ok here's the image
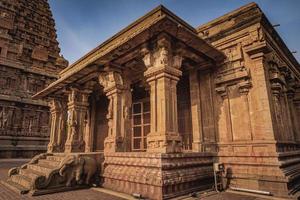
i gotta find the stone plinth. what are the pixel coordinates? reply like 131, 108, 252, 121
218, 142, 300, 198
102, 152, 214, 200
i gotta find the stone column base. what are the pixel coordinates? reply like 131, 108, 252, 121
104, 136, 124, 153
146, 134, 182, 153
102, 152, 215, 199
64, 140, 85, 153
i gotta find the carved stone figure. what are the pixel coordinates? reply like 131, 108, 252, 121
0, 107, 13, 129
59, 155, 97, 187
67, 110, 78, 141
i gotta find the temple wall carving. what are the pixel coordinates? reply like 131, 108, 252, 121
0, 103, 49, 137
102, 152, 214, 200
0, 0, 67, 158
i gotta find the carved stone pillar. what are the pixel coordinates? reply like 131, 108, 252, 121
287, 87, 300, 142
270, 81, 284, 140
57, 99, 67, 151
248, 53, 275, 141
85, 98, 94, 153
64, 88, 91, 153
83, 81, 97, 153
47, 99, 61, 153
294, 87, 300, 144
215, 86, 233, 143
283, 88, 294, 141
99, 70, 131, 153
142, 34, 183, 153
269, 64, 295, 142
189, 69, 203, 152
237, 80, 253, 140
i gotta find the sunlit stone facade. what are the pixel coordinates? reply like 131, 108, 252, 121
5, 3, 300, 199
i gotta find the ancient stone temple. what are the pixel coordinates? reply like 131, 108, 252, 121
4, 2, 300, 200
0, 0, 67, 157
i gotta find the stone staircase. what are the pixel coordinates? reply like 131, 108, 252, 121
2, 153, 67, 195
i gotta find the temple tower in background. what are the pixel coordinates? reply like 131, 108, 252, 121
0, 0, 67, 157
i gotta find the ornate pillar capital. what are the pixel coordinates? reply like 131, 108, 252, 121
98, 70, 128, 95
238, 81, 252, 95
215, 86, 228, 99
48, 98, 61, 113
142, 36, 183, 81
270, 82, 283, 97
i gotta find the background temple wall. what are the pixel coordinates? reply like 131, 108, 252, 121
0, 0, 67, 158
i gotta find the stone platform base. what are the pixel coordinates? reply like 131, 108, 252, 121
102, 152, 215, 200
0, 136, 49, 158
219, 149, 300, 199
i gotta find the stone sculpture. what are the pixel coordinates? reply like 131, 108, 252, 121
59, 155, 97, 187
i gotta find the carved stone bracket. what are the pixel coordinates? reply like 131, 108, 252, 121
215, 86, 228, 99
238, 80, 252, 95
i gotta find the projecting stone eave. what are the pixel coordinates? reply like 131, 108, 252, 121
197, 2, 300, 78
32, 4, 225, 100
196, 2, 259, 34
260, 12, 300, 79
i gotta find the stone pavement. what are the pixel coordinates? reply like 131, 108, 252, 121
0, 159, 270, 200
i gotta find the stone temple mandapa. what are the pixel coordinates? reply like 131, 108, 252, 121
3, 2, 300, 200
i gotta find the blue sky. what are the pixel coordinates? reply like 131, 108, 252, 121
48, 0, 300, 64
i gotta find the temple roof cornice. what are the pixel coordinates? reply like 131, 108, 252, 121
197, 2, 300, 80
32, 5, 224, 99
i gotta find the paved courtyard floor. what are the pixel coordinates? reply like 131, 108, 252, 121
0, 159, 273, 200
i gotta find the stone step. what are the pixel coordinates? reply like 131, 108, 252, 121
19, 168, 45, 180
27, 163, 55, 175
46, 155, 65, 162
38, 159, 61, 168
0, 180, 29, 194
10, 174, 32, 189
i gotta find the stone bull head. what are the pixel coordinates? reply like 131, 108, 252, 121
59, 155, 97, 187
